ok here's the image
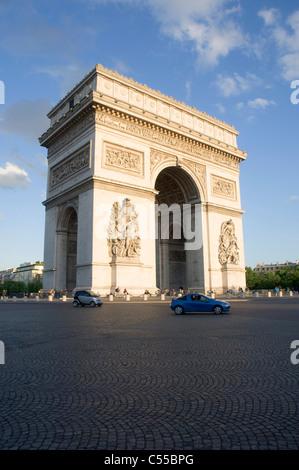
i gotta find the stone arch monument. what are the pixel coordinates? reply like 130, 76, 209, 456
40, 65, 247, 294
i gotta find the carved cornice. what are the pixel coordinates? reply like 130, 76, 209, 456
95, 107, 242, 169
40, 105, 95, 154
47, 64, 238, 135
202, 202, 244, 217
41, 99, 244, 171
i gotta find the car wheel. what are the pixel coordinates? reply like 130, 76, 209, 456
72, 300, 79, 307
174, 305, 184, 315
213, 305, 223, 315
90, 301, 96, 307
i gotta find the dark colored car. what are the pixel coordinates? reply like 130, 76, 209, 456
170, 293, 230, 315
73, 290, 103, 307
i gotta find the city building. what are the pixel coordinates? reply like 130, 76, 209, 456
254, 260, 299, 274
0, 262, 43, 284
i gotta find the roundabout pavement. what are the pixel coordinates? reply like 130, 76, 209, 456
0, 297, 298, 451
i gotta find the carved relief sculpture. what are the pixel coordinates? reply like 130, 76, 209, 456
104, 142, 144, 176
107, 198, 141, 258
50, 145, 90, 188
218, 219, 240, 265
211, 175, 236, 200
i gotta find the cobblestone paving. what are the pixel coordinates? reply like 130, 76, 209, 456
0, 298, 298, 450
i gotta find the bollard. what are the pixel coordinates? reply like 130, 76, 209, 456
241, 292, 246, 299
4, 296, 8, 302
13, 296, 17, 302
48, 295, 53, 302
125, 294, 130, 301
279, 291, 283, 297
289, 291, 293, 297
143, 294, 148, 301
62, 295, 66, 302
226, 292, 231, 299
109, 294, 113, 301
161, 294, 165, 301
211, 293, 216, 299
23, 296, 28, 302
254, 292, 259, 298
35, 295, 39, 301
267, 291, 271, 297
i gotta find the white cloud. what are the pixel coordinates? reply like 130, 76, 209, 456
287, 195, 299, 202
258, 8, 280, 26
259, 9, 299, 80
215, 72, 260, 97
82, 0, 246, 67
216, 103, 225, 113
110, 58, 131, 75
0, 162, 31, 189
279, 53, 299, 81
33, 64, 89, 97
185, 81, 191, 101
147, 0, 246, 66
0, 98, 51, 143
248, 98, 276, 109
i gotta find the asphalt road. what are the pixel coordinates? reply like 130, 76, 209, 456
0, 297, 298, 451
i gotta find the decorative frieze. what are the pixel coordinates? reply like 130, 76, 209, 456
103, 142, 144, 177
211, 175, 236, 200
96, 109, 240, 170
50, 144, 90, 188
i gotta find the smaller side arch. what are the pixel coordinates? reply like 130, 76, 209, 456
57, 201, 78, 231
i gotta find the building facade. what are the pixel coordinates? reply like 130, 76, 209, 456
254, 260, 299, 274
40, 65, 247, 295
0, 262, 43, 284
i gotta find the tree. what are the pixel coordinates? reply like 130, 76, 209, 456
3, 280, 27, 294
27, 281, 43, 293
245, 267, 261, 290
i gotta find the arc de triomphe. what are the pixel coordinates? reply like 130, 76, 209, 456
40, 65, 247, 295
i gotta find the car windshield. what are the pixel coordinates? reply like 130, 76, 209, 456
88, 291, 98, 297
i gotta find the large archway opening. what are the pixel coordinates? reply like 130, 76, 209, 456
56, 206, 78, 292
155, 166, 204, 293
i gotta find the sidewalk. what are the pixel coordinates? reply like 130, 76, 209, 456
1, 292, 298, 303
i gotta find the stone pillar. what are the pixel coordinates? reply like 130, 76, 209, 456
55, 230, 68, 292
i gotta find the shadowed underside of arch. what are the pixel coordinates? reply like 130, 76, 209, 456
154, 166, 204, 292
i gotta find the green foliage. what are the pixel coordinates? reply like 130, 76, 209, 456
27, 281, 43, 293
1, 280, 43, 295
246, 266, 299, 291
1, 280, 27, 294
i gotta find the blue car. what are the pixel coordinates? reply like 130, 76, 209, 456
170, 293, 230, 315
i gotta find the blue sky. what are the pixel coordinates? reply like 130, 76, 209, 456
0, 0, 298, 270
